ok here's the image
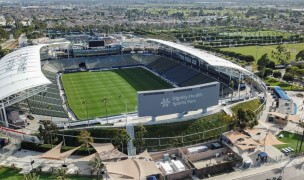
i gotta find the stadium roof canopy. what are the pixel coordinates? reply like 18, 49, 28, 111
147, 39, 252, 77
0, 44, 51, 107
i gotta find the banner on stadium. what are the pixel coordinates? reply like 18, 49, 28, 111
138, 82, 220, 117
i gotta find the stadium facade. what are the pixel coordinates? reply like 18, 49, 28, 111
0, 38, 264, 127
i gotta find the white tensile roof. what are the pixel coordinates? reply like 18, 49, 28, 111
148, 39, 251, 74
0, 45, 51, 100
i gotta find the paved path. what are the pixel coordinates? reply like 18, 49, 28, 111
207, 156, 304, 180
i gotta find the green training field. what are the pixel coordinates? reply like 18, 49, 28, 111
220, 43, 304, 64
62, 67, 173, 120
274, 131, 304, 154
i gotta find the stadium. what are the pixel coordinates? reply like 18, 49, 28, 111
0, 38, 263, 127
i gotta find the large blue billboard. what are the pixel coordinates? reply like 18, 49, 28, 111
137, 82, 220, 117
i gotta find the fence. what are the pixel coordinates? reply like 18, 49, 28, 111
53, 124, 230, 152
143, 125, 229, 151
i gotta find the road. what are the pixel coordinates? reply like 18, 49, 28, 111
239, 163, 304, 180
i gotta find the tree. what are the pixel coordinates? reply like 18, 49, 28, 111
273, 71, 282, 78
266, 61, 276, 69
88, 157, 105, 180
236, 108, 257, 130
257, 53, 270, 71
0, 27, 10, 40
77, 130, 93, 153
288, 66, 299, 90
276, 44, 285, 54
296, 50, 304, 61
236, 108, 247, 130
55, 167, 68, 180
23, 172, 40, 180
264, 68, 273, 77
38, 120, 58, 146
133, 123, 147, 152
283, 72, 294, 82
272, 44, 291, 65
246, 110, 258, 129
112, 129, 130, 153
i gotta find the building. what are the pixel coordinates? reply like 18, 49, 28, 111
272, 86, 294, 114
150, 141, 242, 179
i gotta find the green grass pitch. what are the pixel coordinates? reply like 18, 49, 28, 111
220, 42, 304, 64
61, 67, 173, 120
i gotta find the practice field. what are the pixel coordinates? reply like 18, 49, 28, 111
220, 43, 304, 64
274, 131, 304, 154
62, 67, 173, 120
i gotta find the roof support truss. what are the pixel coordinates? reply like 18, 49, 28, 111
1, 85, 48, 108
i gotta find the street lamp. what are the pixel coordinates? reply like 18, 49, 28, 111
118, 95, 128, 124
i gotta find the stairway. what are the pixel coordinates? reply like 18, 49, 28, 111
126, 124, 136, 156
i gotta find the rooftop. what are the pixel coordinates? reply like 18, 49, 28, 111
0, 45, 51, 101
274, 86, 289, 100
148, 39, 252, 75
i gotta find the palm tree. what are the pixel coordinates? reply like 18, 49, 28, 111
23, 172, 40, 180
289, 66, 299, 90
88, 157, 105, 180
55, 166, 68, 180
102, 97, 109, 124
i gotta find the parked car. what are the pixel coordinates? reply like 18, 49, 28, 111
27, 115, 35, 120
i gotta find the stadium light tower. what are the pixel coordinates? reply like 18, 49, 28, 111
119, 95, 128, 124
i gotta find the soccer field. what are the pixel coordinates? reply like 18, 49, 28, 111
61, 67, 173, 120
220, 43, 304, 64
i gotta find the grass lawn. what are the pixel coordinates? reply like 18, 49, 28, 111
231, 99, 263, 114
62, 67, 172, 120
263, 77, 304, 91
139, 111, 228, 149
274, 131, 304, 154
0, 167, 98, 180
220, 43, 304, 64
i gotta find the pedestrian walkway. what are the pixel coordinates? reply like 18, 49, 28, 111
223, 107, 233, 116
208, 156, 304, 180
